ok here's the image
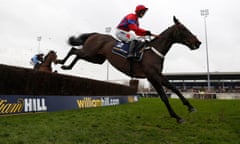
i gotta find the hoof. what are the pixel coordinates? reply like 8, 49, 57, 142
61, 65, 70, 70
189, 107, 197, 113
177, 118, 185, 124
56, 60, 64, 64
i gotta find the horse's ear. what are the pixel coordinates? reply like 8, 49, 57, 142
173, 16, 180, 24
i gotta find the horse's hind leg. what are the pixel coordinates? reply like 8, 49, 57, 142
61, 46, 106, 70
61, 56, 80, 70
60, 47, 88, 69
61, 54, 106, 70
57, 47, 78, 65
161, 75, 196, 112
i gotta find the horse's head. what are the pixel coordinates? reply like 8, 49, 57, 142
172, 16, 201, 50
44, 50, 57, 64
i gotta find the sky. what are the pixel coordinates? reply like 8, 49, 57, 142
0, 0, 239, 84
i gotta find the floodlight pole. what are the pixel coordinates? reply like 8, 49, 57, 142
37, 36, 42, 53
105, 27, 112, 80
200, 9, 211, 92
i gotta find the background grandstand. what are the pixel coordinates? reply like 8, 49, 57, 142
138, 72, 240, 99
165, 72, 240, 93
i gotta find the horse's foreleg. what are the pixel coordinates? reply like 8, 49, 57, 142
57, 47, 78, 64
161, 75, 196, 112
61, 56, 80, 70
147, 76, 184, 123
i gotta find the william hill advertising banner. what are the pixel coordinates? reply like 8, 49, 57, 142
0, 95, 138, 115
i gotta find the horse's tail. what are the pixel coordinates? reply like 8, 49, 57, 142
68, 33, 97, 46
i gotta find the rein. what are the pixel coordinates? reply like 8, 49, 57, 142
145, 46, 165, 59
143, 35, 165, 59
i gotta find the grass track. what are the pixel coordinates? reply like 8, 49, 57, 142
0, 98, 239, 144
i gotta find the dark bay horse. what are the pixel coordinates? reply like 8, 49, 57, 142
35, 50, 57, 73
57, 17, 201, 123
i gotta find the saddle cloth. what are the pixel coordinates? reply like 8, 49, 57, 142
112, 41, 143, 61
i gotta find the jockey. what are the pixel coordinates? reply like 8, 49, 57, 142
31, 53, 44, 68
116, 5, 157, 58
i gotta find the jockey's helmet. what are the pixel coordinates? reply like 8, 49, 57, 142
135, 5, 148, 13
38, 53, 44, 57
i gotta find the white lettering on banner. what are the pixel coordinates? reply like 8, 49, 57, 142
32, 98, 36, 111
101, 97, 120, 106
24, 98, 32, 112
134, 96, 138, 102
24, 98, 47, 112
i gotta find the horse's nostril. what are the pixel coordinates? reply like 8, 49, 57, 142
198, 41, 202, 47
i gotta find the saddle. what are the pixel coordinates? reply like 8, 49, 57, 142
112, 40, 145, 61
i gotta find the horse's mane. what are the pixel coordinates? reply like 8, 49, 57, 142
150, 24, 176, 43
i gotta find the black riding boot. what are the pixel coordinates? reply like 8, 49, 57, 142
127, 40, 137, 58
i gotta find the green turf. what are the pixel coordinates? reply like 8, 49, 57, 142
0, 98, 239, 144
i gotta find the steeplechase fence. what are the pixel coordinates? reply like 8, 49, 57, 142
0, 64, 139, 115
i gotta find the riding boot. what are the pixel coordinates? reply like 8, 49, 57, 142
135, 41, 145, 54
127, 40, 137, 58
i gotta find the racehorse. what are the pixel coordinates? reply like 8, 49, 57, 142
35, 50, 57, 73
57, 16, 201, 123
